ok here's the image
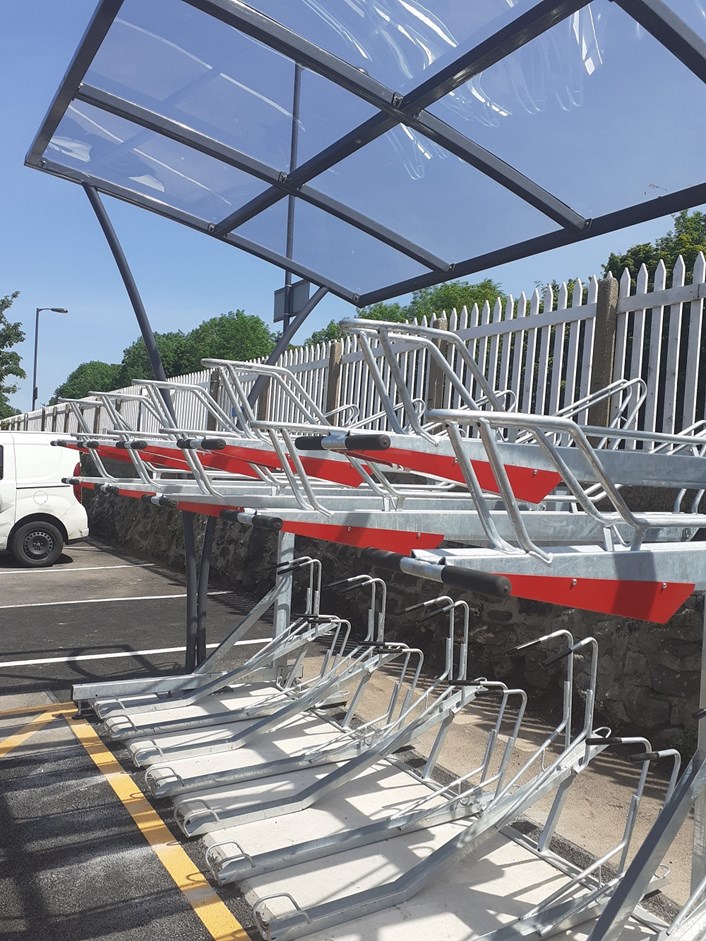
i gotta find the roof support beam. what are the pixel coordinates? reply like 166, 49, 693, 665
76, 85, 448, 272
214, 0, 588, 236
183, 0, 399, 111
357, 181, 706, 307
614, 0, 706, 85
26, 0, 125, 166
37, 157, 357, 302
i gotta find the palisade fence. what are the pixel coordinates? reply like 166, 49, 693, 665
3, 254, 706, 446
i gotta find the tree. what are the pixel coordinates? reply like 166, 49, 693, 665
0, 292, 25, 419
183, 310, 275, 370
304, 281, 504, 345
117, 330, 190, 387
50, 360, 121, 404
117, 311, 275, 386
603, 210, 706, 282
404, 279, 503, 321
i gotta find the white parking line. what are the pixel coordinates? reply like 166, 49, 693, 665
0, 563, 157, 575
0, 639, 268, 668
0, 591, 232, 610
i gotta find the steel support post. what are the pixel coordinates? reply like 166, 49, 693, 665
693, 593, 706, 892
183, 511, 199, 673
273, 530, 296, 682
196, 515, 218, 665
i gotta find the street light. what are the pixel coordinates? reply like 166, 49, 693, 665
32, 306, 68, 411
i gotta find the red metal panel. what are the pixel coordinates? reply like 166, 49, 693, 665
280, 520, 443, 552
502, 573, 694, 624
348, 447, 560, 503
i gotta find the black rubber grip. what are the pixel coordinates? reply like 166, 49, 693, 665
275, 558, 311, 571
176, 437, 226, 450
51, 439, 68, 447
418, 607, 447, 624
362, 550, 511, 599
344, 433, 391, 451
586, 736, 626, 746
628, 750, 662, 763
543, 646, 574, 667
363, 549, 412, 571
291, 613, 338, 622
251, 515, 283, 531
294, 435, 325, 451
222, 511, 282, 531
694, 708, 706, 721
439, 565, 512, 599
508, 638, 544, 657
115, 439, 148, 450
157, 496, 177, 508
84, 440, 102, 449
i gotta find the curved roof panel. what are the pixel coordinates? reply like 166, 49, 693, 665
28, 0, 706, 305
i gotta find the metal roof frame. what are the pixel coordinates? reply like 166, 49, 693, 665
27, 0, 706, 306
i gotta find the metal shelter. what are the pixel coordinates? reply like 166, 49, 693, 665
24, 2, 706, 938
28, 0, 706, 309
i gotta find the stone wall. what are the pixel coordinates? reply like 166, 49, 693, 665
85, 488, 704, 754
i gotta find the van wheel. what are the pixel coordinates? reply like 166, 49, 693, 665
11, 522, 64, 567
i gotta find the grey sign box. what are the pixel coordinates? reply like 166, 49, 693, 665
274, 280, 311, 323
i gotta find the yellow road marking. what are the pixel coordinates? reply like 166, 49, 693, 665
67, 716, 249, 941
0, 709, 66, 758
0, 701, 75, 717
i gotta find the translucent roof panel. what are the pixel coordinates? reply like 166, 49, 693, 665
48, 102, 268, 222
27, 0, 706, 305
236, 197, 433, 296
252, 0, 544, 92
85, 0, 377, 172
428, 1, 706, 219
309, 126, 560, 263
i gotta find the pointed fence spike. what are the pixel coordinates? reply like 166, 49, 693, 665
693, 251, 706, 283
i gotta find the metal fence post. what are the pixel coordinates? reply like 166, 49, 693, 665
207, 369, 221, 431
588, 277, 619, 427
325, 340, 343, 416
256, 375, 271, 421
428, 315, 449, 410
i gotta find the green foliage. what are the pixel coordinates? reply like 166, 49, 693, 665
116, 310, 275, 386
356, 301, 408, 323
184, 310, 275, 369
306, 320, 344, 346
603, 210, 706, 283
0, 292, 25, 419
404, 280, 503, 321
117, 330, 190, 387
50, 360, 121, 404
304, 281, 504, 345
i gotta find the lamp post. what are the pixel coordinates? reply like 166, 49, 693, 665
32, 307, 68, 411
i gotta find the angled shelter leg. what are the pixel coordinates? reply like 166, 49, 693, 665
84, 183, 199, 672
693, 593, 706, 891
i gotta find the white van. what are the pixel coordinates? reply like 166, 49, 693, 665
0, 431, 89, 567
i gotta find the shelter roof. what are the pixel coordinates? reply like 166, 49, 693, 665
28, 0, 706, 305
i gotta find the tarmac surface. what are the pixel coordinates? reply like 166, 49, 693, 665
0, 539, 695, 940
0, 540, 268, 940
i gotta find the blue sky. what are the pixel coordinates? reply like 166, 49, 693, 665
1, 0, 697, 412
